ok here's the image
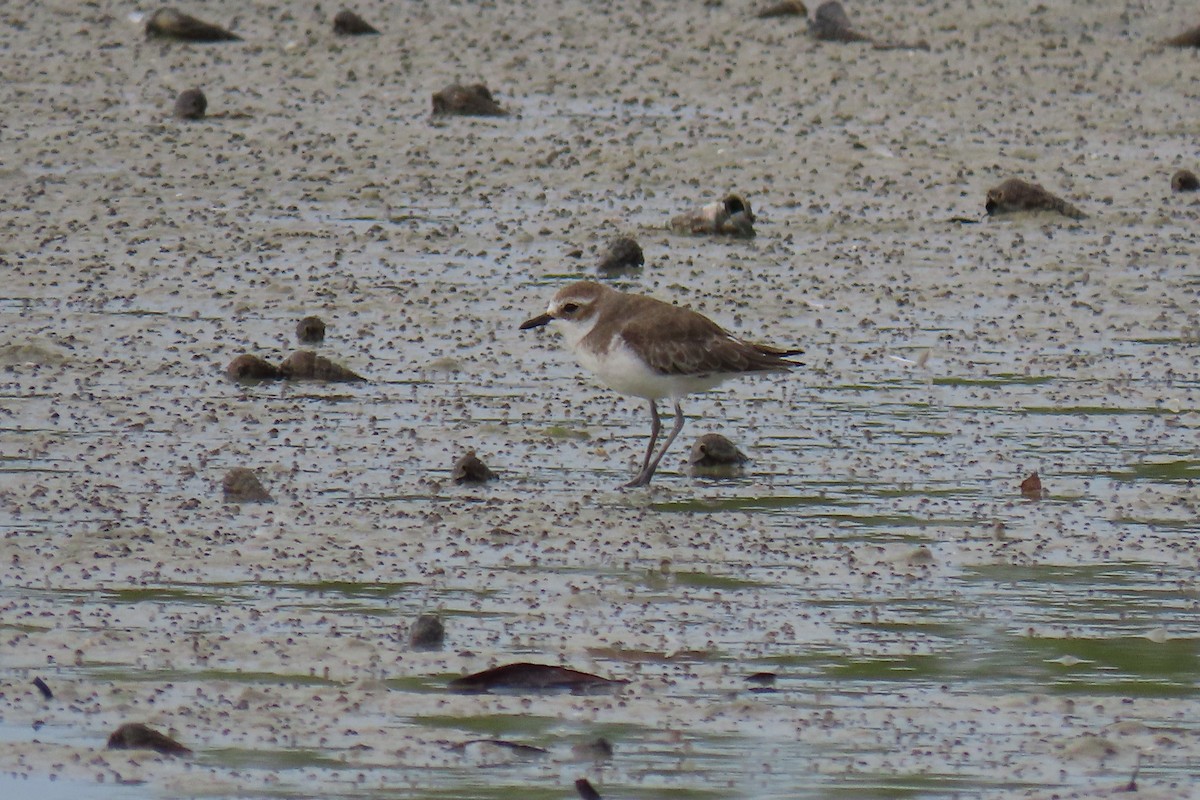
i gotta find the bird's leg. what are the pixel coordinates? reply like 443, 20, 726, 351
626, 400, 685, 488
623, 401, 661, 488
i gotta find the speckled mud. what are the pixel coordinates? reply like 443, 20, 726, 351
1, 1, 1198, 799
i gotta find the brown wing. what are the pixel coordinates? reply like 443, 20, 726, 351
614, 297, 801, 377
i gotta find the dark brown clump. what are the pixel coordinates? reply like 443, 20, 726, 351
173, 88, 207, 120
1164, 24, 1200, 48
333, 9, 380, 35
688, 433, 749, 469
432, 83, 508, 117
596, 236, 645, 275
106, 723, 191, 755
449, 663, 628, 693
223, 467, 272, 503
809, 1, 872, 42
280, 350, 366, 382
409, 614, 445, 650
1171, 169, 1199, 192
296, 316, 326, 343
575, 778, 603, 800
33, 677, 52, 699
145, 8, 240, 42
452, 451, 496, 484
985, 178, 1087, 220
1020, 471, 1045, 501
756, 0, 807, 18
225, 354, 282, 381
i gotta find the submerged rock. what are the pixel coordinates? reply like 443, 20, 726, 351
756, 0, 808, 19
575, 778, 603, 800
669, 193, 755, 237
1163, 24, 1200, 48
985, 178, 1087, 219
280, 350, 366, 382
809, 1, 871, 42
222, 467, 272, 503
1020, 471, 1045, 500
1171, 169, 1199, 192
449, 662, 628, 693
145, 8, 240, 42
688, 433, 748, 471
225, 354, 283, 381
452, 451, 496, 484
296, 315, 326, 344
409, 614, 445, 650
596, 236, 645, 276
333, 9, 380, 35
173, 88, 207, 120
449, 739, 547, 757
431, 83, 507, 117
106, 723, 191, 755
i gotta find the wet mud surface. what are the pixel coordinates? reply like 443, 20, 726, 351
1, 1, 1199, 798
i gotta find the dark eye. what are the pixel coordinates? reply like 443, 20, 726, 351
561, 303, 579, 315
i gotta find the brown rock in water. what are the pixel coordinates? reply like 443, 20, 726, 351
431, 83, 508, 117
756, 0, 807, 19
223, 467, 272, 503
409, 614, 445, 650
1163, 24, 1200, 48
225, 354, 283, 381
596, 236, 645, 276
452, 451, 496, 484
280, 350, 366, 382
575, 778, 603, 800
1020, 471, 1045, 501
449, 662, 628, 693
145, 8, 240, 42
985, 178, 1087, 220
106, 723, 191, 755
669, 193, 755, 237
689, 433, 748, 468
296, 315, 326, 343
333, 9, 380, 35
809, 1, 872, 42
1171, 169, 1199, 193
173, 88, 207, 120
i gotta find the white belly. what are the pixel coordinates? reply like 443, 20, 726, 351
571, 338, 727, 401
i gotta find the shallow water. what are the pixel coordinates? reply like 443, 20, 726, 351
2, 0, 1200, 798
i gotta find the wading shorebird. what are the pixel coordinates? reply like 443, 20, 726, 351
520, 281, 801, 488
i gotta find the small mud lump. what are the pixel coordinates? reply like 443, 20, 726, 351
432, 83, 507, 117
985, 178, 1087, 219
1171, 169, 1199, 192
280, 350, 366, 382
173, 88, 207, 120
106, 723, 191, 755
222, 467, 272, 503
296, 316, 326, 344
145, 8, 240, 42
409, 614, 446, 650
225, 354, 282, 381
333, 9, 380, 35
452, 451, 496, 484
596, 236, 645, 275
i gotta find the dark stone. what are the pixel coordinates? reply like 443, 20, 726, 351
280, 350, 366, 382
106, 723, 191, 755
296, 316, 326, 343
596, 236, 645, 275
432, 83, 507, 117
333, 9, 380, 35
409, 614, 445, 650
449, 662, 628, 693
222, 467, 272, 503
1171, 169, 1199, 192
452, 451, 496, 484
225, 354, 283, 382
985, 178, 1087, 219
173, 88, 207, 120
145, 8, 240, 42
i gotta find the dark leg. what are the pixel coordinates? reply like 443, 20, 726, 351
625, 400, 684, 488
623, 401, 661, 488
